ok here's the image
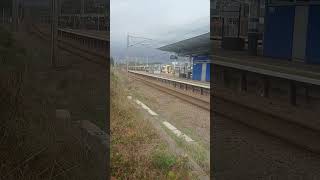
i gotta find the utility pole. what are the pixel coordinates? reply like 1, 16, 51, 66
147, 56, 149, 72
51, 0, 58, 68
135, 57, 137, 71
126, 33, 129, 72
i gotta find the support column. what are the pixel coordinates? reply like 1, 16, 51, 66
248, 0, 260, 56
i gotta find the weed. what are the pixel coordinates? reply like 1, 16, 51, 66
151, 150, 177, 170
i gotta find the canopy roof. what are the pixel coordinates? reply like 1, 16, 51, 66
158, 33, 211, 56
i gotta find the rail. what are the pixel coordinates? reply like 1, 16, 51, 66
128, 70, 210, 95
29, 23, 108, 65
129, 71, 210, 111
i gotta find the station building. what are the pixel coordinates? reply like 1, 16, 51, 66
263, 0, 320, 64
159, 33, 212, 82
211, 0, 320, 64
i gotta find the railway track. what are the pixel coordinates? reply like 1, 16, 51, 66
130, 70, 320, 154
129, 72, 210, 111
212, 86, 320, 154
27, 23, 108, 66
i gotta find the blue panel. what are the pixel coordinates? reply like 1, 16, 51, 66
206, 63, 210, 82
193, 55, 210, 63
263, 6, 295, 59
192, 63, 202, 81
306, 5, 320, 64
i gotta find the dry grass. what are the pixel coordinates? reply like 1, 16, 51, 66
110, 69, 191, 179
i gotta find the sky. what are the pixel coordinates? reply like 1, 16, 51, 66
111, 0, 210, 62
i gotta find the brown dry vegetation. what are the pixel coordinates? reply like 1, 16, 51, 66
110, 69, 192, 179
0, 26, 106, 179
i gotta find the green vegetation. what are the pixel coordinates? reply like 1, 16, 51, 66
160, 123, 210, 174
151, 149, 177, 170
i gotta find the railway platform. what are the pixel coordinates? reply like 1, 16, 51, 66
212, 47, 320, 86
128, 70, 210, 89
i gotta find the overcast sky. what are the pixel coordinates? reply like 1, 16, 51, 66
111, 0, 210, 61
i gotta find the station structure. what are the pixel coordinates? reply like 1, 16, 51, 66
158, 0, 320, 107
159, 33, 212, 82
207, 1, 320, 178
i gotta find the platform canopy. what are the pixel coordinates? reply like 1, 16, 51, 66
158, 33, 212, 57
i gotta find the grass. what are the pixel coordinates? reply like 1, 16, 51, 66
111, 69, 191, 179
160, 122, 210, 175
151, 149, 177, 170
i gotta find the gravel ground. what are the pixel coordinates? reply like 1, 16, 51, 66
127, 76, 210, 149
213, 114, 320, 180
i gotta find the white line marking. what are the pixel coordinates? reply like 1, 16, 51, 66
128, 96, 194, 143
163, 121, 194, 142
135, 99, 158, 116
